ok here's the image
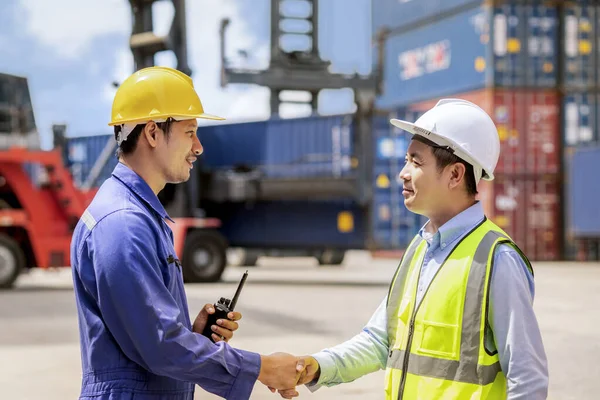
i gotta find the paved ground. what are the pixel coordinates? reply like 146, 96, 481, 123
0, 251, 598, 399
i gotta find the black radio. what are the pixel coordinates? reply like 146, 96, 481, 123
202, 270, 249, 343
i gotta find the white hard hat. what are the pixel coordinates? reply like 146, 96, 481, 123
390, 99, 500, 183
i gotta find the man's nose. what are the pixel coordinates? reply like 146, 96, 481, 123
192, 136, 203, 156
398, 167, 410, 182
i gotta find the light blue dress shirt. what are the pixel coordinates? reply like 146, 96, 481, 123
309, 202, 549, 399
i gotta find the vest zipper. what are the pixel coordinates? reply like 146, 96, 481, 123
398, 308, 418, 398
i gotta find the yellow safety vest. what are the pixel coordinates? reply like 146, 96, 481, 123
384, 218, 532, 400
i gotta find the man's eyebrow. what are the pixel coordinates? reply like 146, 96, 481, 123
407, 151, 422, 160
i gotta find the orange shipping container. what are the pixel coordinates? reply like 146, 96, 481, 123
410, 88, 561, 175
477, 175, 561, 261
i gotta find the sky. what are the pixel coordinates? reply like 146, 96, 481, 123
0, 0, 372, 149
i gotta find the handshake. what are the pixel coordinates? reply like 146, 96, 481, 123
258, 353, 320, 399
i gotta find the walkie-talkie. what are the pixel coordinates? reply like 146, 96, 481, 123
202, 270, 249, 343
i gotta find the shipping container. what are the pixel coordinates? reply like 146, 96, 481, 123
563, 91, 599, 147
371, 0, 481, 36
198, 115, 355, 179
409, 88, 561, 175
197, 120, 268, 169
263, 115, 354, 178
562, 2, 597, 89
562, 91, 600, 259
65, 134, 117, 187
478, 173, 561, 261
375, 3, 558, 108
566, 145, 600, 238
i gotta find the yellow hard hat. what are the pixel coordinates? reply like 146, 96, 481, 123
108, 66, 224, 126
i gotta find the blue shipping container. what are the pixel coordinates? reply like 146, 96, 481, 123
371, 0, 481, 36
375, 3, 558, 108
563, 92, 600, 147
562, 2, 596, 89
197, 120, 268, 168
263, 115, 353, 178
568, 146, 600, 237
199, 115, 355, 179
65, 134, 117, 187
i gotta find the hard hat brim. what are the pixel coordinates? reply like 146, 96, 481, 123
390, 118, 452, 149
108, 113, 226, 126
197, 113, 226, 121
389, 118, 494, 181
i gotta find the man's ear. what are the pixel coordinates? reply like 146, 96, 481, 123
142, 122, 159, 148
448, 162, 466, 190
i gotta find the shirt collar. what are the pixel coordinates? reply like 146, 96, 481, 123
112, 162, 174, 223
418, 201, 485, 251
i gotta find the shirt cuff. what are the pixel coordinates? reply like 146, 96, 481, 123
226, 349, 261, 400
305, 350, 337, 391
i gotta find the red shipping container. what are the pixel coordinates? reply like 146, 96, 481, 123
409, 88, 561, 175
477, 174, 561, 261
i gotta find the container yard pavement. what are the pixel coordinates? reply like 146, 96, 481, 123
1, 251, 599, 400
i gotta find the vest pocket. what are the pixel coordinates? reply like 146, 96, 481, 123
416, 320, 459, 359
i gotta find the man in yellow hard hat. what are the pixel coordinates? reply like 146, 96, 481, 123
273, 99, 549, 399
70, 66, 304, 400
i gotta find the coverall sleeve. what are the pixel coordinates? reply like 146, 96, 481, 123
307, 296, 389, 390
489, 244, 549, 400
86, 209, 260, 399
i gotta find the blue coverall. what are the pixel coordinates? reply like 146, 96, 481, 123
70, 162, 261, 399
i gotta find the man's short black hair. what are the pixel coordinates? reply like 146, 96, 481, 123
412, 135, 478, 196
114, 119, 174, 158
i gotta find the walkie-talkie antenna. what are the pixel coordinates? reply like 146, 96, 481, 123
229, 270, 248, 311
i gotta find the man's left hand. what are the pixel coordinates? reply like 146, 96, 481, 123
192, 303, 242, 343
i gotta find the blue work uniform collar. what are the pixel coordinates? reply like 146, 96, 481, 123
418, 201, 485, 251
112, 162, 175, 223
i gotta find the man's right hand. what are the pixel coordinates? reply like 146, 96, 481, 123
258, 352, 305, 393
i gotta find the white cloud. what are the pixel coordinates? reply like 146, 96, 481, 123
21, 0, 312, 137
20, 0, 130, 59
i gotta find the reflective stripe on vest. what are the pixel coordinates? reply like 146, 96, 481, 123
384, 219, 530, 399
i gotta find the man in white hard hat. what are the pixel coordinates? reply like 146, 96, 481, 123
271, 99, 549, 399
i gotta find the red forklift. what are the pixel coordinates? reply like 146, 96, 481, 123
0, 144, 230, 289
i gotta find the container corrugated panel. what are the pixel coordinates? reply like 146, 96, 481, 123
409, 88, 561, 175
562, 2, 596, 89
263, 115, 354, 178
478, 173, 561, 261
197, 121, 268, 168
198, 115, 355, 179
217, 200, 366, 248
65, 134, 117, 187
375, 4, 558, 109
371, 114, 427, 250
567, 146, 600, 237
371, 0, 481, 36
563, 91, 599, 147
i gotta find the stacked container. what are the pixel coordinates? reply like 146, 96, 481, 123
561, 0, 600, 260
373, 0, 562, 260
